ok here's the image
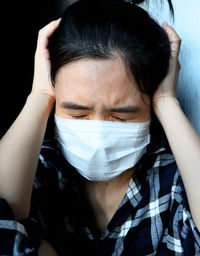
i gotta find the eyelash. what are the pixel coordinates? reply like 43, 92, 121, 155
72, 115, 127, 122
72, 115, 87, 119
116, 117, 127, 122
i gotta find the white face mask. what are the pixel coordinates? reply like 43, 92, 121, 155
54, 115, 150, 181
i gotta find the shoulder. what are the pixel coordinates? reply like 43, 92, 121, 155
141, 148, 185, 200
149, 151, 200, 252
34, 139, 72, 190
39, 139, 65, 168
142, 148, 178, 182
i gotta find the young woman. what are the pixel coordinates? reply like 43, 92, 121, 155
0, 0, 199, 255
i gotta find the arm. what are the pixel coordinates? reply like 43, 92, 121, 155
38, 240, 58, 256
153, 23, 200, 232
0, 20, 60, 220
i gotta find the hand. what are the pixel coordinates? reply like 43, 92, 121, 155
152, 22, 181, 108
31, 19, 61, 101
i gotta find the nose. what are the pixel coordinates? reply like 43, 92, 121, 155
90, 111, 108, 121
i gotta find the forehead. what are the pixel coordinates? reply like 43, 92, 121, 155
56, 57, 133, 83
55, 58, 149, 107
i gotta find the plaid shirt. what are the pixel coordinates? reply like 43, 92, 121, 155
0, 139, 199, 255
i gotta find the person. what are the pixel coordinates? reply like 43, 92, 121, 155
0, 0, 199, 255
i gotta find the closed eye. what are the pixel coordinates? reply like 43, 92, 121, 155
114, 117, 127, 122
72, 115, 87, 119
71, 115, 127, 122
73, 116, 127, 121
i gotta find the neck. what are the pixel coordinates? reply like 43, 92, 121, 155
80, 167, 136, 235
82, 166, 136, 203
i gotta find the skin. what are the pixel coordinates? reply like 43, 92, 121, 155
55, 58, 151, 122
54, 57, 151, 234
0, 20, 199, 255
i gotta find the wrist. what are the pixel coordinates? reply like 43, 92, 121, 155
27, 91, 55, 117
153, 97, 181, 120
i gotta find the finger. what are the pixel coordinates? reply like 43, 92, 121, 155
37, 19, 61, 51
162, 22, 181, 58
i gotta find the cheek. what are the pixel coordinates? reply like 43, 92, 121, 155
145, 107, 151, 120
141, 95, 151, 121
135, 107, 151, 122
54, 101, 63, 117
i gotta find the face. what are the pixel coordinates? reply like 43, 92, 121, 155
55, 57, 151, 122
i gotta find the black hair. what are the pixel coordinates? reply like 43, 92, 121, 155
49, 0, 172, 151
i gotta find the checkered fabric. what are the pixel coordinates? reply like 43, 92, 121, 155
0, 139, 199, 255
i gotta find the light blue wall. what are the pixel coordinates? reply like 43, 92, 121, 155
140, 0, 200, 134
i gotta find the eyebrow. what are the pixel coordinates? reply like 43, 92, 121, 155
61, 102, 141, 113
109, 106, 141, 113
61, 102, 93, 110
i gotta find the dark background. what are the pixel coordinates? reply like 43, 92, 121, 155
0, 0, 58, 139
